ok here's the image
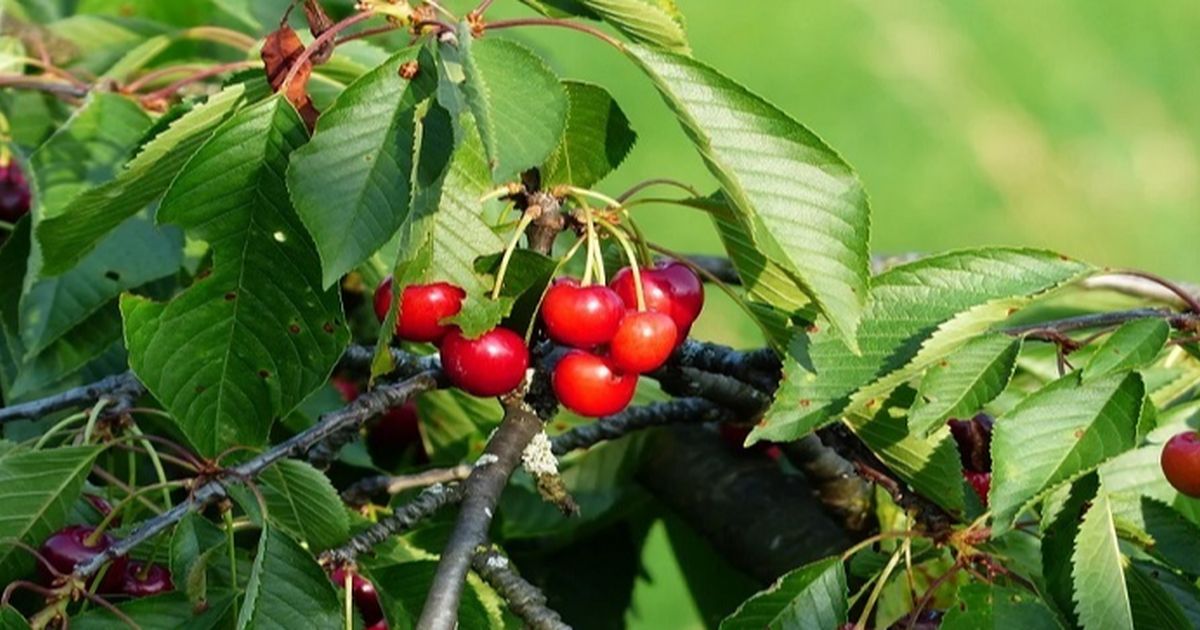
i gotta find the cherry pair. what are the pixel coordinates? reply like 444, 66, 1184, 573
38, 525, 172, 597
374, 279, 530, 398
1162, 431, 1200, 498
948, 413, 994, 505
331, 567, 388, 629
332, 377, 427, 466
541, 279, 676, 374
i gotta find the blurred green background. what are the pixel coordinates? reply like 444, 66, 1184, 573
483, 0, 1200, 350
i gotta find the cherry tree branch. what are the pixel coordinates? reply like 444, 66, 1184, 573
471, 548, 571, 630
550, 398, 736, 455
416, 401, 545, 630
323, 482, 465, 564
0, 372, 143, 423
71, 371, 440, 578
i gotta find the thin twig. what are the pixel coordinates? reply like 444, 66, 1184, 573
0, 74, 88, 98
0, 372, 143, 424
324, 483, 465, 564
484, 18, 624, 50
281, 11, 374, 92
471, 547, 571, 630
341, 465, 473, 506
550, 398, 735, 455
139, 60, 261, 105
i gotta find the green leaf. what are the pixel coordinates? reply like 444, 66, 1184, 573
719, 557, 847, 630
37, 82, 252, 275
170, 512, 226, 607
9, 303, 123, 398
237, 528, 342, 630
458, 31, 568, 183
99, 34, 169, 81
578, 0, 690, 52
1083, 319, 1170, 381
751, 248, 1091, 444
1137, 558, 1200, 628
990, 371, 1144, 532
1126, 561, 1193, 630
941, 583, 1064, 630
1112, 497, 1200, 576
1042, 474, 1099, 628
287, 47, 441, 287
541, 81, 636, 188
849, 386, 966, 514
258, 459, 350, 551
122, 96, 349, 456
0, 605, 30, 630
628, 45, 871, 349
908, 334, 1022, 436
0, 446, 101, 584
363, 560, 495, 630
1072, 494, 1133, 630
71, 591, 235, 630
1099, 445, 1200, 527
418, 389, 503, 464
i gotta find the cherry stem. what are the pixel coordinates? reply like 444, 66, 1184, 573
124, 64, 211, 93
598, 220, 647, 311
180, 26, 258, 51
616, 178, 700, 203
32, 410, 89, 449
1111, 269, 1200, 315
87, 480, 186, 546
0, 538, 65, 580
336, 24, 402, 45
484, 18, 624, 50
281, 11, 375, 93
581, 207, 598, 287
472, 0, 496, 18
140, 60, 262, 105
855, 546, 904, 630
81, 398, 111, 444
838, 530, 917, 562
492, 210, 539, 300
343, 567, 354, 630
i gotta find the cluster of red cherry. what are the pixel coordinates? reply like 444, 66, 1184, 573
948, 413, 993, 505
544, 261, 703, 417
373, 260, 703, 418
37, 497, 172, 598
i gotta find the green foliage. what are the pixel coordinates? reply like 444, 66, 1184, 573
1071, 495, 1134, 629
237, 527, 342, 629
255, 459, 351, 551
719, 557, 847, 630
907, 334, 1022, 436
1083, 319, 1171, 381
541, 81, 637, 189
123, 96, 348, 456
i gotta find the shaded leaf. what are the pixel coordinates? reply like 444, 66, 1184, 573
941, 582, 1064, 630
237, 528, 342, 629
542, 81, 636, 188
37, 82, 253, 275
0, 446, 101, 584
170, 512, 225, 607
72, 591, 235, 630
1072, 494, 1133, 630
123, 96, 348, 456
1125, 556, 1191, 629
991, 372, 1144, 532
1042, 474, 1099, 628
258, 459, 349, 551
719, 557, 847, 630
1112, 497, 1200, 576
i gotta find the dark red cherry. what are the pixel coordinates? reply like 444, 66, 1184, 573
964, 471, 991, 506
1162, 431, 1200, 498
374, 278, 465, 343
439, 327, 529, 397
121, 561, 173, 597
610, 261, 704, 340
609, 311, 676, 373
83, 494, 119, 527
331, 376, 360, 403
367, 400, 428, 467
540, 278, 625, 348
0, 161, 31, 223
331, 567, 384, 625
38, 526, 127, 592
948, 413, 994, 473
718, 424, 782, 460
366, 620, 390, 630
552, 350, 637, 417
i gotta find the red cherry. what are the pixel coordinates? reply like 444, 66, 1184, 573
552, 350, 637, 417
122, 561, 173, 597
540, 278, 625, 348
0, 161, 31, 223
610, 261, 704, 340
1162, 431, 1200, 498
439, 327, 529, 397
718, 424, 782, 460
367, 400, 428, 466
964, 471, 991, 506
374, 278, 465, 343
367, 621, 390, 630
331, 567, 384, 625
610, 311, 677, 373
38, 526, 127, 593
331, 376, 360, 403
